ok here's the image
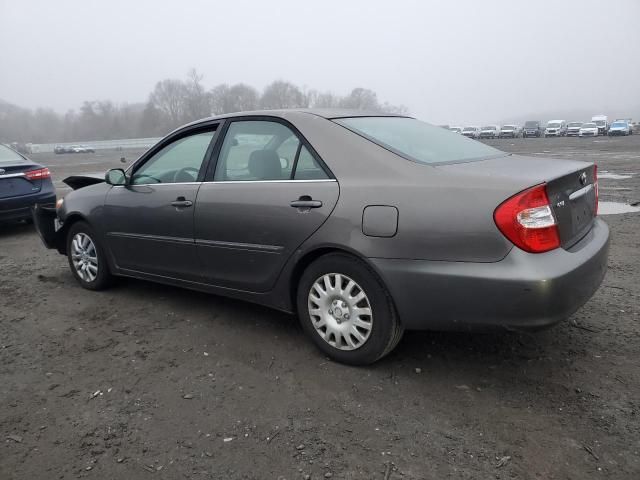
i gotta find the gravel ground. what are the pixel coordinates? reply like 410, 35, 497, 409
1, 135, 639, 479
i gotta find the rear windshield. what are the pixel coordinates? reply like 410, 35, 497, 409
334, 117, 504, 165
0, 144, 27, 164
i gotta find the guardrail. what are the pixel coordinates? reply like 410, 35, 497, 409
29, 137, 162, 153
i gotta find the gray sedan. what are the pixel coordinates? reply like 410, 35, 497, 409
34, 109, 609, 365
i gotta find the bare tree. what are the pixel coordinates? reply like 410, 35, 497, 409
149, 79, 187, 128
340, 88, 380, 111
0, 79, 407, 143
183, 69, 211, 121
260, 80, 306, 109
310, 91, 342, 108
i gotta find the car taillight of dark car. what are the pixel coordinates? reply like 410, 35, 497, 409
24, 168, 51, 180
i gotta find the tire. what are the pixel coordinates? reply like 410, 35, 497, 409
296, 253, 404, 365
66, 221, 113, 290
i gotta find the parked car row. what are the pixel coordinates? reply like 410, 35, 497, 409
54, 145, 95, 154
459, 125, 523, 139
452, 117, 634, 139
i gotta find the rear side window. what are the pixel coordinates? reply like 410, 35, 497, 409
214, 120, 330, 181
334, 117, 503, 165
294, 146, 329, 180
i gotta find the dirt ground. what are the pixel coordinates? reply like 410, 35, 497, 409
1, 135, 639, 479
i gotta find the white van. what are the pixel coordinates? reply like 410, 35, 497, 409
544, 120, 567, 137
591, 115, 608, 135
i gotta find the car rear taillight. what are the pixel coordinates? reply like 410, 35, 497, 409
24, 167, 51, 180
494, 184, 560, 254
594, 164, 599, 216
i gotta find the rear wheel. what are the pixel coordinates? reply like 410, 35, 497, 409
297, 253, 403, 365
66, 221, 113, 290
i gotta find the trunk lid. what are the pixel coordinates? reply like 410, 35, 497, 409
436, 154, 597, 249
0, 162, 43, 199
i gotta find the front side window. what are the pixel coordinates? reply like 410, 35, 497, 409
335, 117, 503, 165
214, 120, 328, 181
131, 131, 215, 185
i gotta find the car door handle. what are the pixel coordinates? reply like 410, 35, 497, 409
290, 199, 322, 209
171, 197, 193, 208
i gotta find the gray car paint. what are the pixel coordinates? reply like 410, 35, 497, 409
51, 109, 609, 331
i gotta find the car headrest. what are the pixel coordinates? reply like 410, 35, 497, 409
248, 150, 282, 180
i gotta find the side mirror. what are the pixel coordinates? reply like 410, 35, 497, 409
105, 168, 127, 186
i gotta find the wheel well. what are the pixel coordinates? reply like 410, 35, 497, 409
56, 213, 86, 254
288, 247, 385, 313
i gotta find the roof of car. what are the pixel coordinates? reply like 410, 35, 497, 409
181, 108, 408, 130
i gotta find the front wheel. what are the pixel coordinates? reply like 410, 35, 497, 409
297, 253, 403, 365
66, 221, 113, 290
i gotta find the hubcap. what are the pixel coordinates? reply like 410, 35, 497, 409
71, 233, 98, 282
308, 273, 373, 351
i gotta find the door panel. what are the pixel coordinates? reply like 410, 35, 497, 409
194, 181, 339, 292
103, 129, 217, 279
104, 184, 201, 280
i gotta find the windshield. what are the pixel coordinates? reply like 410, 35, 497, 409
568, 122, 582, 127
524, 121, 539, 127
582, 123, 596, 128
502, 125, 515, 130
611, 122, 626, 128
334, 117, 504, 165
547, 123, 561, 128
594, 120, 606, 126
0, 144, 27, 164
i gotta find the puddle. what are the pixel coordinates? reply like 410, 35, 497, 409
598, 201, 640, 215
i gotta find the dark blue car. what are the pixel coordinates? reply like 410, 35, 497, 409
0, 144, 56, 223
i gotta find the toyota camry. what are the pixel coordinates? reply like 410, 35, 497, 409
33, 109, 609, 365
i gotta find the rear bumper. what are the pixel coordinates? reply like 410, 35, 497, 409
370, 218, 609, 331
0, 189, 56, 221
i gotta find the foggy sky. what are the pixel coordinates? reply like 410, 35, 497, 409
2, 0, 639, 124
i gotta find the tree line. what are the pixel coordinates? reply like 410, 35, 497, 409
0, 69, 407, 144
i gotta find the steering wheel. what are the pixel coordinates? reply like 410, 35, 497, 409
132, 173, 162, 184
173, 166, 200, 183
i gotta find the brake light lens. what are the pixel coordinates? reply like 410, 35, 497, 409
24, 167, 51, 180
494, 184, 560, 253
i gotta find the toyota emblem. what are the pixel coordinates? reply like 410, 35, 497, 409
579, 172, 587, 185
